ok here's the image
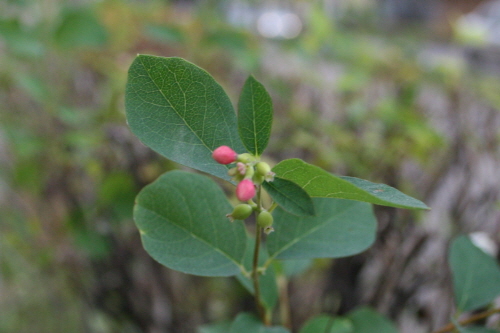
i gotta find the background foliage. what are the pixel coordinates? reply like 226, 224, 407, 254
1, 0, 500, 332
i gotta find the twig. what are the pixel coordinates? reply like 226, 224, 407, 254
432, 307, 500, 333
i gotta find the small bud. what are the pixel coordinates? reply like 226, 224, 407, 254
255, 162, 271, 176
213, 146, 237, 164
257, 211, 273, 228
237, 162, 247, 175
237, 153, 255, 164
226, 204, 253, 222
236, 179, 256, 201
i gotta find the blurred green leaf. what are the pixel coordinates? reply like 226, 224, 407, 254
54, 7, 108, 49
348, 307, 399, 333
449, 235, 500, 312
0, 18, 44, 58
299, 315, 353, 333
145, 24, 185, 44
267, 198, 376, 260
229, 313, 290, 333
263, 177, 315, 216
237, 75, 273, 156
134, 170, 247, 276
276, 258, 313, 277
273, 159, 429, 210
125, 55, 245, 182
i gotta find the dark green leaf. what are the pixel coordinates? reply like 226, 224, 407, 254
263, 177, 315, 216
267, 198, 376, 260
229, 313, 290, 333
348, 308, 399, 333
237, 75, 273, 156
126, 55, 245, 181
134, 171, 247, 276
273, 159, 429, 210
449, 235, 500, 312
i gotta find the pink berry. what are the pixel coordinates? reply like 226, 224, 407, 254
212, 146, 237, 164
236, 179, 255, 201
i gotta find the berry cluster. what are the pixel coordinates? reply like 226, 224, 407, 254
212, 145, 275, 234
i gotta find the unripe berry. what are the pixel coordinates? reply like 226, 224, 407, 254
212, 146, 237, 164
257, 211, 273, 228
226, 204, 253, 222
255, 162, 271, 176
237, 153, 255, 164
236, 179, 255, 201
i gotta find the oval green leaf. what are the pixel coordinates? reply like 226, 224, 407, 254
237, 75, 273, 156
266, 198, 376, 260
273, 159, 429, 210
263, 177, 315, 216
134, 170, 247, 276
126, 55, 245, 182
449, 235, 500, 312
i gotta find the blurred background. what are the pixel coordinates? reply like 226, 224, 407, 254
1, 0, 500, 332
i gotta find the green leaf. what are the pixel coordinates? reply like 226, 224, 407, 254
125, 55, 245, 181
236, 236, 279, 311
263, 177, 315, 216
134, 170, 247, 276
348, 308, 399, 333
54, 7, 108, 49
273, 159, 429, 210
237, 75, 273, 156
299, 315, 353, 333
229, 313, 290, 333
266, 198, 376, 260
449, 235, 500, 312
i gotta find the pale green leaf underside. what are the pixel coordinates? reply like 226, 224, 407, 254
273, 159, 429, 210
134, 171, 247, 277
299, 315, 353, 333
125, 55, 245, 181
263, 177, 315, 216
267, 198, 376, 260
238, 75, 273, 156
449, 235, 500, 312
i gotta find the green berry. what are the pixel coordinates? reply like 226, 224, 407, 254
229, 204, 253, 221
257, 211, 273, 228
255, 162, 271, 176
237, 153, 255, 164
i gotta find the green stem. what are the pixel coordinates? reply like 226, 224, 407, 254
252, 185, 270, 325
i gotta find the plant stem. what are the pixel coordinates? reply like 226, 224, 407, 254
431, 307, 500, 333
252, 225, 268, 324
277, 273, 292, 328
252, 185, 270, 325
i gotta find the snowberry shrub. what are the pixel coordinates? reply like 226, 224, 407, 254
125, 55, 500, 332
